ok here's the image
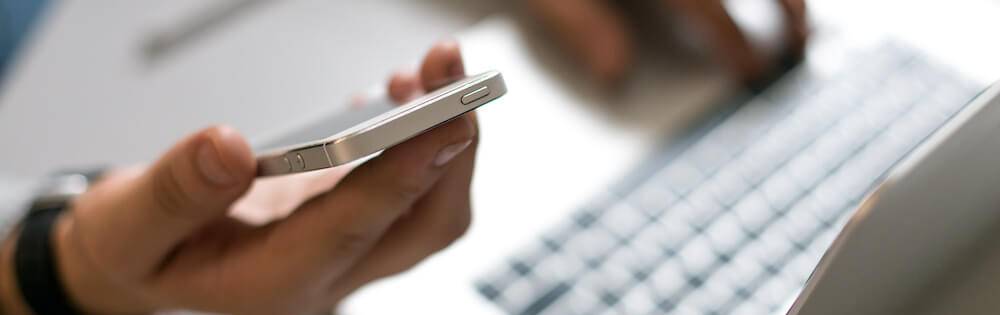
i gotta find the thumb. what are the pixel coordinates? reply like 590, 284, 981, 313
74, 126, 256, 279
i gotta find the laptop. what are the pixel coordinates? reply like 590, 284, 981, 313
463, 1, 1000, 315
787, 81, 1000, 314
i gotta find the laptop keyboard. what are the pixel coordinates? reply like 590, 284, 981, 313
475, 42, 983, 315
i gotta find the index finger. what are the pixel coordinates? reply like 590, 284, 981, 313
386, 40, 464, 104
528, 0, 634, 83
665, 0, 765, 82
419, 40, 465, 90
779, 0, 809, 58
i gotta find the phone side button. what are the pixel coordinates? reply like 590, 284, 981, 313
283, 156, 293, 172
293, 153, 306, 170
461, 86, 490, 105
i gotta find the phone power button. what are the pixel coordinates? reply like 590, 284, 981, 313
461, 86, 490, 105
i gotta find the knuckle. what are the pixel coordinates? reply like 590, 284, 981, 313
433, 206, 472, 250
388, 177, 429, 203
71, 213, 134, 277
330, 228, 378, 257
150, 165, 198, 220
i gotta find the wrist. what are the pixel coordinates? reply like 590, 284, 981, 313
1, 228, 32, 315
0, 213, 158, 315
56, 213, 157, 315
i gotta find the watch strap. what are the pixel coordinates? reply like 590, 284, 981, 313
14, 205, 83, 315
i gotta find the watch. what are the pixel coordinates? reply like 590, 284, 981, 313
28, 169, 102, 212
14, 168, 104, 315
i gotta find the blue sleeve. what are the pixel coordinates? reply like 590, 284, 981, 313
0, 0, 52, 76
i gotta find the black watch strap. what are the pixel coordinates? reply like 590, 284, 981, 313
14, 205, 83, 315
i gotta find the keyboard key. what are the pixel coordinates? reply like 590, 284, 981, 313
715, 256, 766, 291
627, 180, 679, 218
775, 208, 823, 247
544, 285, 601, 315
671, 303, 704, 315
832, 116, 883, 151
656, 159, 705, 196
507, 240, 553, 270
666, 202, 701, 231
478, 263, 522, 296
688, 144, 736, 175
614, 286, 660, 315
793, 194, 840, 225
703, 168, 751, 207
600, 202, 650, 240
501, 277, 562, 314
755, 276, 799, 310
732, 191, 775, 234
575, 263, 637, 296
639, 218, 695, 254
704, 212, 750, 256
782, 106, 838, 140
810, 183, 853, 220
734, 136, 792, 185
540, 220, 582, 250
745, 228, 796, 269
563, 229, 618, 265
604, 243, 660, 277
682, 189, 725, 228
571, 209, 603, 229
808, 128, 862, 170
593, 307, 621, 315
533, 253, 587, 282
677, 236, 720, 276
646, 260, 690, 299
857, 94, 911, 129
760, 169, 805, 213
706, 98, 788, 152
578, 190, 619, 218
683, 280, 734, 313
476, 281, 504, 302
785, 152, 827, 190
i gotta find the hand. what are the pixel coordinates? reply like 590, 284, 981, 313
528, 0, 808, 84
0, 41, 476, 315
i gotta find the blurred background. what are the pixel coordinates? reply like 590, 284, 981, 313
3, 1, 1000, 314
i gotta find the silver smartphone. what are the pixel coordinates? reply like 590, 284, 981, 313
256, 71, 506, 176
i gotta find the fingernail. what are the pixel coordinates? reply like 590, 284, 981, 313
196, 140, 235, 186
434, 140, 472, 167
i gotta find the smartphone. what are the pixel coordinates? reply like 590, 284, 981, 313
256, 70, 506, 176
